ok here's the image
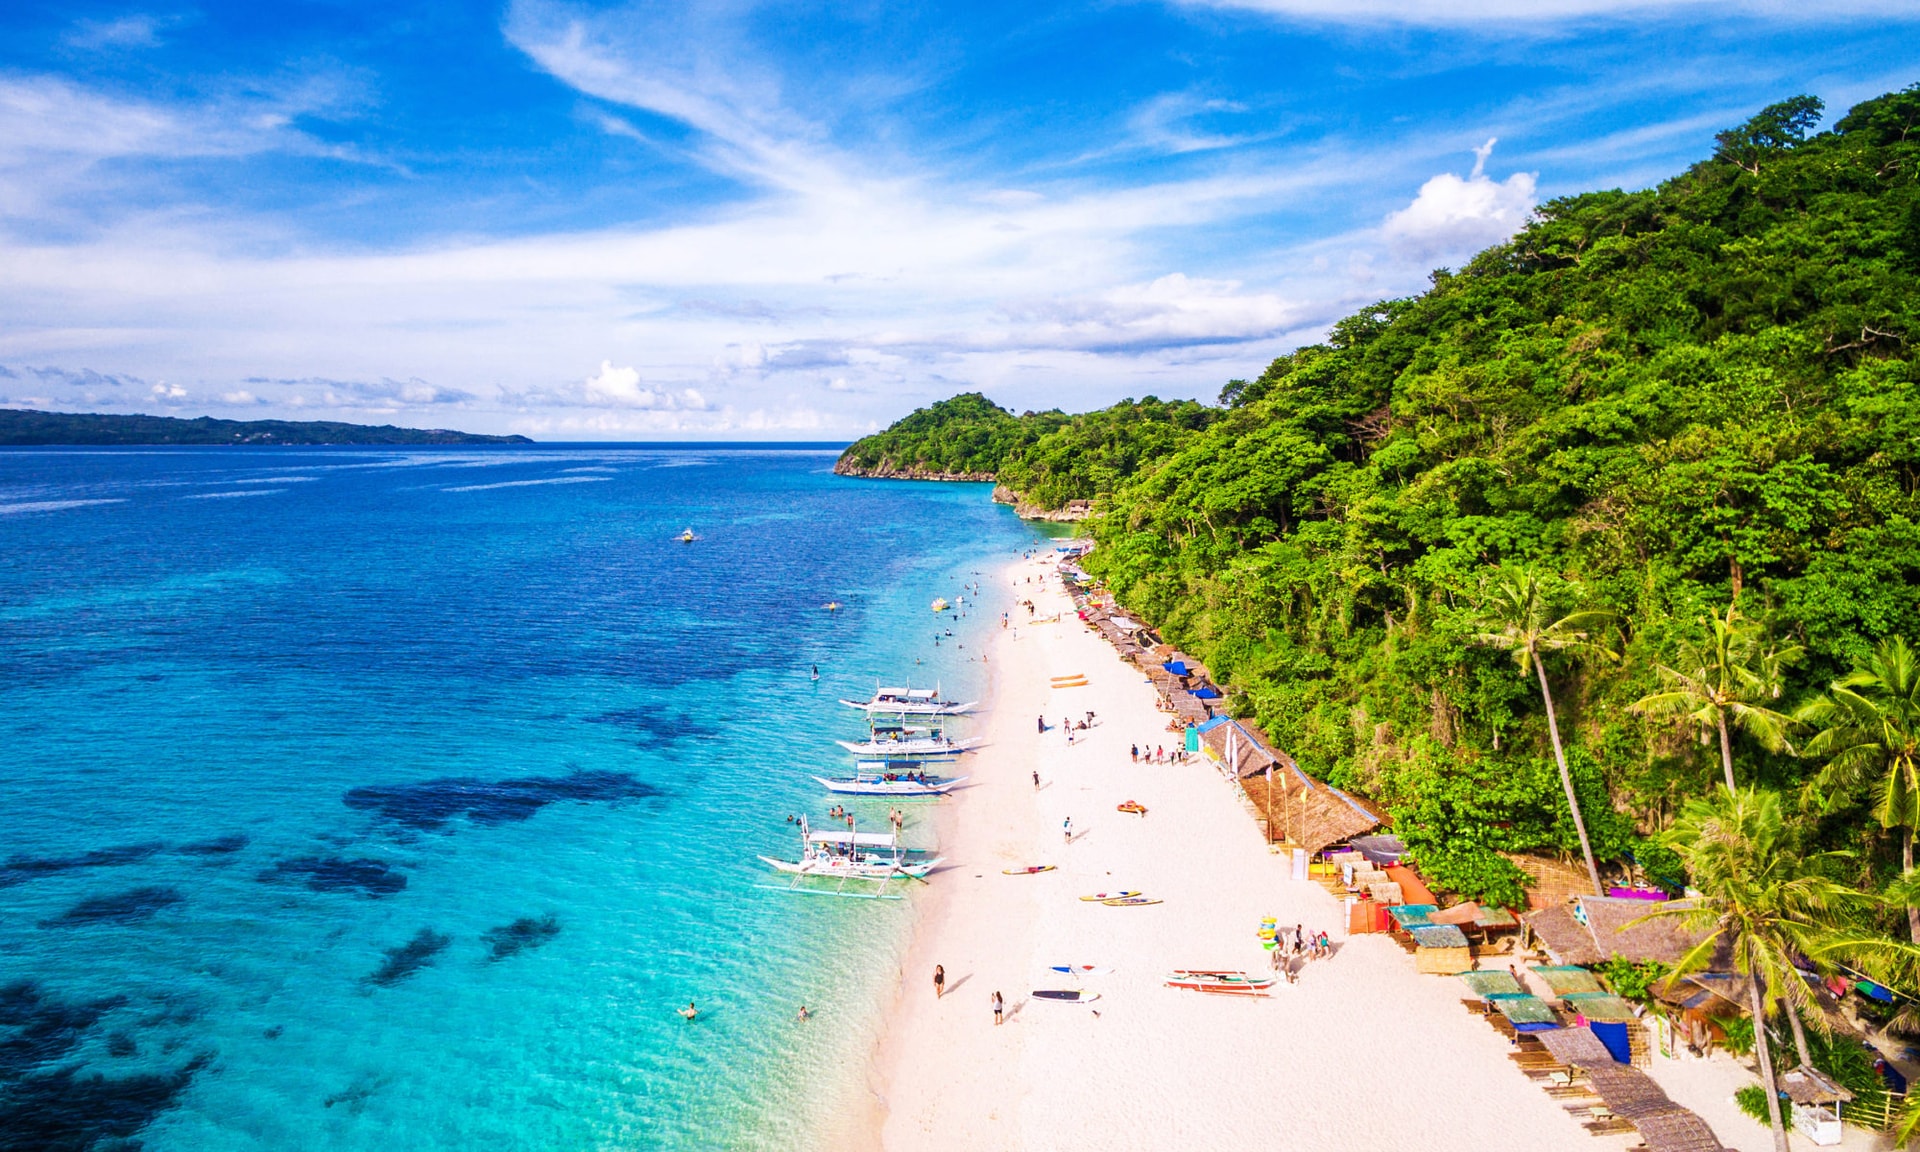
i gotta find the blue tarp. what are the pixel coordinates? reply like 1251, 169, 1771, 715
1193, 685, 1221, 699
1860, 980, 1896, 1003
1162, 661, 1189, 676
1589, 1021, 1632, 1064
1194, 716, 1229, 734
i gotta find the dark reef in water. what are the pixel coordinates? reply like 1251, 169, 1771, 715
0, 982, 128, 1080
258, 856, 406, 897
178, 834, 250, 856
482, 915, 561, 961
39, 886, 184, 928
0, 1054, 210, 1152
344, 769, 660, 831
0, 842, 165, 888
585, 704, 694, 745
367, 928, 453, 986
0, 836, 250, 889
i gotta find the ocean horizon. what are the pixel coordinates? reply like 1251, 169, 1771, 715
0, 445, 1047, 1150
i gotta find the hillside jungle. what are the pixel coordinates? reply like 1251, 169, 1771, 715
839, 87, 1920, 925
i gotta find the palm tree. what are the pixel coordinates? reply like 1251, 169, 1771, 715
1640, 789, 1913, 1152
1631, 604, 1800, 794
1469, 564, 1613, 896
1799, 636, 1920, 944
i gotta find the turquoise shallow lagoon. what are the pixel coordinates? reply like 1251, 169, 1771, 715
0, 446, 1039, 1151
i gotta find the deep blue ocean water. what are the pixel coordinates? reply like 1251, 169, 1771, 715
0, 446, 1042, 1151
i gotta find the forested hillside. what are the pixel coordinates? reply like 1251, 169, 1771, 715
840, 86, 1920, 909
0, 409, 531, 445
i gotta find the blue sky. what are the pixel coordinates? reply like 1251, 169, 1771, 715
0, 1, 1914, 438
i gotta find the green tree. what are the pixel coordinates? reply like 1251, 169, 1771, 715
1799, 637, 1920, 944
1714, 94, 1824, 176
1467, 565, 1613, 896
1642, 789, 1909, 1152
1631, 604, 1801, 795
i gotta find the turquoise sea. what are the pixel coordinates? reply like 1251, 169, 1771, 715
0, 446, 1043, 1151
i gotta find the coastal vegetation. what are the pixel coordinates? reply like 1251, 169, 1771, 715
840, 86, 1920, 922
0, 408, 531, 445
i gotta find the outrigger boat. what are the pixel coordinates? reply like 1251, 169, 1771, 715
812, 771, 967, 796
1164, 970, 1274, 996
835, 732, 980, 757
839, 686, 976, 717
757, 816, 941, 899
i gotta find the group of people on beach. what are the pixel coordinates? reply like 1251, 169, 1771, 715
1130, 742, 1188, 764
1269, 923, 1332, 983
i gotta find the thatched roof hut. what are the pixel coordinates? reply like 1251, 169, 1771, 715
1532, 1028, 1730, 1151
1525, 895, 1713, 968
1780, 1065, 1854, 1105
1185, 717, 1383, 852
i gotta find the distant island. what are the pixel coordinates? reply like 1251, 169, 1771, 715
0, 409, 532, 446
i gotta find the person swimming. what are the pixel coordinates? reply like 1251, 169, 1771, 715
679, 1001, 697, 1021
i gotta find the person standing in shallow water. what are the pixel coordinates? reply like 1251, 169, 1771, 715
934, 964, 945, 999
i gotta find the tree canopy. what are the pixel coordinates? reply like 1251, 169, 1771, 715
839, 83, 1920, 904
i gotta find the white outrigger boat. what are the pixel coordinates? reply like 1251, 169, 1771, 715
812, 771, 968, 797
757, 817, 941, 899
839, 686, 976, 717
836, 733, 980, 757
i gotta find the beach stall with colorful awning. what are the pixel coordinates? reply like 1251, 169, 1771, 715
1531, 965, 1605, 996
1459, 969, 1525, 999
1410, 923, 1472, 974
1486, 992, 1559, 1031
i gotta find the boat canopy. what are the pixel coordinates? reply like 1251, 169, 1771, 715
877, 687, 940, 700
807, 830, 900, 848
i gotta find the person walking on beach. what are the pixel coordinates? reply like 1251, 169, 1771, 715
1037, 715, 1045, 734
934, 965, 945, 999
992, 991, 1004, 1025
1063, 816, 1072, 844
1032, 770, 1040, 789
1130, 743, 1138, 762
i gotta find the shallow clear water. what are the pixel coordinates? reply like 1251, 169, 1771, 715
0, 446, 1040, 1151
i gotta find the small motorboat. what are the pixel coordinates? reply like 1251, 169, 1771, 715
678, 528, 696, 543
824, 602, 841, 611
1117, 801, 1148, 816
931, 598, 950, 613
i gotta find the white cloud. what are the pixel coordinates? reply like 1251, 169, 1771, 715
1383, 140, 1536, 261
65, 15, 166, 50
579, 361, 710, 409
1170, 0, 1914, 23
150, 381, 186, 401
1127, 93, 1260, 156
220, 389, 260, 404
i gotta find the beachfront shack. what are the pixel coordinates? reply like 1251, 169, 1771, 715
1525, 894, 1711, 970
1198, 718, 1382, 852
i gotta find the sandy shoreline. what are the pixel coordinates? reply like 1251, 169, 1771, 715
852, 552, 1659, 1152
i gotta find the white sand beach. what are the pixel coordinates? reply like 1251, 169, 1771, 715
861, 553, 1629, 1151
